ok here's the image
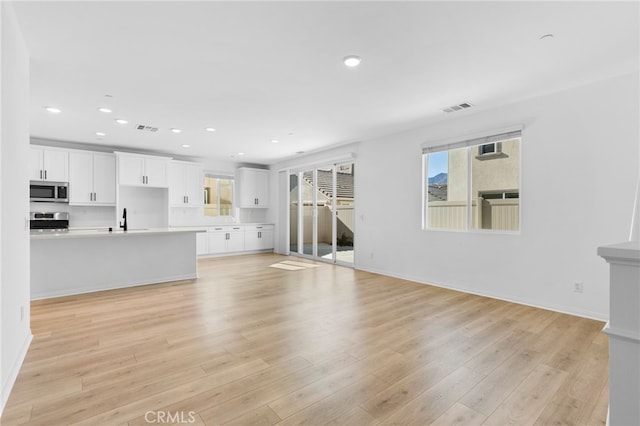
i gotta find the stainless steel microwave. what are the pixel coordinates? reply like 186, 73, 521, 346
29, 181, 68, 203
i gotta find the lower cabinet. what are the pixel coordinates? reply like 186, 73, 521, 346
244, 225, 275, 251
208, 226, 245, 255
196, 232, 209, 256
199, 224, 274, 257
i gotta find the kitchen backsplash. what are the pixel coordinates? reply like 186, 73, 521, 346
30, 203, 116, 228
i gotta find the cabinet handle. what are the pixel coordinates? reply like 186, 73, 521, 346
94, 192, 97, 201
44, 170, 47, 180
186, 196, 189, 204
40, 170, 43, 179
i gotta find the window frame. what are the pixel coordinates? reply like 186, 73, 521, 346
422, 127, 522, 235
204, 172, 235, 218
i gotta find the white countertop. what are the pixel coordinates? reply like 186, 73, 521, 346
170, 223, 274, 228
31, 227, 207, 240
598, 240, 640, 262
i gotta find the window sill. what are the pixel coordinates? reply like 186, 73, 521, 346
475, 152, 507, 160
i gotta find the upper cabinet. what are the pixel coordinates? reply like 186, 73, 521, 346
69, 151, 116, 206
29, 146, 68, 182
237, 167, 269, 208
168, 161, 204, 207
117, 153, 170, 187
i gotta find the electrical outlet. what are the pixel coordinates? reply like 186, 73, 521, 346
573, 282, 584, 293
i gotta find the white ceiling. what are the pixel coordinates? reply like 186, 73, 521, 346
11, 1, 639, 165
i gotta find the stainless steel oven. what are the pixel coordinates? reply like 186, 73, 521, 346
30, 181, 68, 203
29, 212, 70, 232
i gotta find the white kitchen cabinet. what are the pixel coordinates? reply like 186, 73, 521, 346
69, 151, 116, 205
117, 152, 170, 187
207, 226, 245, 255
237, 167, 269, 208
244, 224, 274, 251
168, 161, 203, 207
196, 232, 208, 255
29, 147, 68, 182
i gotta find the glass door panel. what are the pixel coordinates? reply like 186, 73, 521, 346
316, 166, 334, 262
289, 174, 299, 253
301, 170, 314, 256
335, 162, 354, 265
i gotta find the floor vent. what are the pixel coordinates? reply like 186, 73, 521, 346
442, 102, 473, 113
136, 124, 159, 132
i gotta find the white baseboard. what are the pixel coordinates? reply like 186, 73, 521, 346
356, 265, 607, 322
0, 332, 33, 416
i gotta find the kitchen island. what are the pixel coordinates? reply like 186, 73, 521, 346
31, 228, 205, 299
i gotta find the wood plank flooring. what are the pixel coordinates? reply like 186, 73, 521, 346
1, 253, 609, 425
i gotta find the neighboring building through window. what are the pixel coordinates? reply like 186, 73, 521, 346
423, 129, 521, 232
204, 174, 233, 217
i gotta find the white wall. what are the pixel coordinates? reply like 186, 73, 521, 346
0, 1, 32, 413
272, 72, 639, 320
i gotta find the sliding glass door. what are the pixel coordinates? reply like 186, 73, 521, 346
289, 162, 354, 266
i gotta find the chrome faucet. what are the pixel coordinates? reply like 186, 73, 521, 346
120, 208, 127, 231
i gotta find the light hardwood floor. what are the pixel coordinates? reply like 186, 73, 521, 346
2, 253, 608, 425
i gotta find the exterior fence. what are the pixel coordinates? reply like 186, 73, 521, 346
428, 198, 519, 231
290, 205, 355, 244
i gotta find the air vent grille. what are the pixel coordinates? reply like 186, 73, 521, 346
136, 124, 159, 132
442, 102, 473, 113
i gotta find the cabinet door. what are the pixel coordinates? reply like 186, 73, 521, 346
29, 148, 44, 181
144, 157, 168, 187
196, 232, 208, 255
237, 168, 257, 208
244, 230, 260, 251
43, 150, 69, 182
227, 228, 245, 252
259, 228, 274, 250
118, 155, 145, 185
238, 168, 269, 208
68, 151, 94, 204
255, 170, 269, 207
184, 164, 203, 206
168, 163, 186, 206
92, 154, 116, 205
207, 229, 227, 254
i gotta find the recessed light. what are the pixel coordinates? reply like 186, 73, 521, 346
237, 152, 245, 156
96, 132, 106, 136
44, 106, 61, 114
271, 139, 279, 144
170, 128, 182, 133
115, 119, 128, 125
181, 144, 191, 148
98, 107, 112, 113
343, 55, 362, 67
205, 127, 216, 132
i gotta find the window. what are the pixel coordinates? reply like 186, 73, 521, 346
423, 128, 521, 232
477, 141, 506, 159
204, 174, 233, 217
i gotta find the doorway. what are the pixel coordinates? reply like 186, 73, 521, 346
289, 162, 355, 265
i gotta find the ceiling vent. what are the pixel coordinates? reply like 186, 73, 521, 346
442, 102, 473, 113
136, 124, 159, 132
